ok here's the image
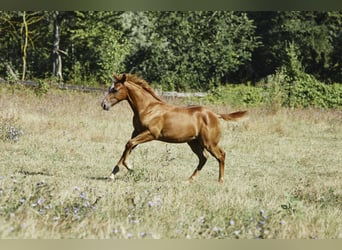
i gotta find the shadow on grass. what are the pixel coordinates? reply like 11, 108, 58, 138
86, 172, 138, 183
87, 176, 110, 181
17, 170, 52, 176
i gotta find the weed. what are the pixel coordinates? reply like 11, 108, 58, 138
0, 113, 23, 142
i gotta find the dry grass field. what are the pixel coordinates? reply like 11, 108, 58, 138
0, 86, 341, 239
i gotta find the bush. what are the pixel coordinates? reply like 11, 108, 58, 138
206, 83, 265, 107
284, 74, 342, 108
34, 79, 50, 97
280, 41, 342, 109
206, 71, 342, 109
206, 42, 342, 109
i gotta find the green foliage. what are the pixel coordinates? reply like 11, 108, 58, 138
207, 68, 342, 109
34, 79, 50, 97
249, 11, 342, 83
66, 11, 130, 85
206, 84, 264, 107
0, 11, 341, 92
284, 74, 342, 108
281, 41, 342, 108
206, 40, 342, 109
123, 11, 260, 91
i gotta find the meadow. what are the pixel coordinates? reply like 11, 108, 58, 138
0, 86, 341, 239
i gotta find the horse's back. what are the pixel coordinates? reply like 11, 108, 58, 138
170, 104, 221, 134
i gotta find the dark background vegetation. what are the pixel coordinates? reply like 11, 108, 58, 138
0, 11, 341, 108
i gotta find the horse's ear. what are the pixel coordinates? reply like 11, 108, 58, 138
121, 74, 126, 83
113, 73, 119, 81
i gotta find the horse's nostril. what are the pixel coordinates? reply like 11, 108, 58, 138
101, 101, 110, 111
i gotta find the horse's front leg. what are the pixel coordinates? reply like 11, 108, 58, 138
108, 130, 155, 181
107, 129, 139, 180
122, 129, 140, 170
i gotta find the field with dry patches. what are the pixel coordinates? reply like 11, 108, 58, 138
0, 86, 341, 238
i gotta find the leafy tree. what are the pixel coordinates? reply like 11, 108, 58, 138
0, 11, 50, 80
64, 11, 130, 84
249, 11, 342, 83
19, 11, 45, 80
0, 11, 23, 80
122, 11, 260, 91
0, 11, 341, 90
323, 11, 342, 83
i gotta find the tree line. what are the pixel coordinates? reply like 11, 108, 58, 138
0, 11, 341, 91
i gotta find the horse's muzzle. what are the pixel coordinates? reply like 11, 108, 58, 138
101, 101, 110, 111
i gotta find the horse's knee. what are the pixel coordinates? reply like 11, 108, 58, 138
124, 141, 137, 155
125, 140, 135, 150
207, 145, 225, 162
216, 146, 225, 160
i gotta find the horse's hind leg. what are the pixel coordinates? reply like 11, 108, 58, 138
206, 145, 226, 183
187, 139, 209, 181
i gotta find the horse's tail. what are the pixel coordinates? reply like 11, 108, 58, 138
218, 111, 248, 121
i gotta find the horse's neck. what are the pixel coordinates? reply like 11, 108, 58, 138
126, 83, 161, 115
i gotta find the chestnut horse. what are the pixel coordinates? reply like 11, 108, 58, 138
101, 74, 247, 183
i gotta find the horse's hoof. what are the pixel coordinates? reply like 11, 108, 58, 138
107, 174, 115, 182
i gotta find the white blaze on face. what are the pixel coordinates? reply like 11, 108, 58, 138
109, 82, 115, 92
102, 82, 115, 110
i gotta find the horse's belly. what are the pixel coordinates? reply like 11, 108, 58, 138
159, 135, 197, 143
159, 123, 198, 143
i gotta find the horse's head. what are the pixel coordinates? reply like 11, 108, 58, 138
101, 74, 128, 111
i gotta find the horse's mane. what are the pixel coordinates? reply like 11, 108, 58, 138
124, 74, 163, 102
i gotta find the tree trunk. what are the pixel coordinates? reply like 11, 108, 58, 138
21, 11, 28, 81
52, 11, 63, 81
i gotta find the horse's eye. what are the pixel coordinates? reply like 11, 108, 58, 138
109, 87, 118, 93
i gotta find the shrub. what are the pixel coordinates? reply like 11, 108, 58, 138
205, 72, 342, 109
284, 74, 342, 108
34, 79, 50, 97
206, 84, 265, 107
206, 42, 342, 109
280, 41, 342, 109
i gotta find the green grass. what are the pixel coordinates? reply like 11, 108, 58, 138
0, 87, 341, 239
